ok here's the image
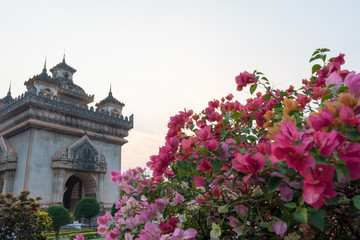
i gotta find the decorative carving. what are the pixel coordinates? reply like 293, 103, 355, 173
0, 137, 17, 172
52, 135, 107, 173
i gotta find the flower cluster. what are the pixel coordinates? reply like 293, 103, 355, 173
92, 49, 360, 239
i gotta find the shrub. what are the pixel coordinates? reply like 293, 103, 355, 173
0, 190, 51, 239
47, 205, 71, 240
74, 197, 100, 222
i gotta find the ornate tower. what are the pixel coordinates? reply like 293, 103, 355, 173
0, 57, 133, 211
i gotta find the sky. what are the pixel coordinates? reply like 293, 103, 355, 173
1, 0, 360, 171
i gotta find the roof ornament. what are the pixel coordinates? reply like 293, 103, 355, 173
8, 82, 11, 93
63, 49, 66, 63
110, 83, 112, 93
44, 57, 47, 69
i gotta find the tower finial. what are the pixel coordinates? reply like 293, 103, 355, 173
110, 83, 112, 93
8, 82, 11, 92
63, 49, 66, 62
44, 57, 47, 69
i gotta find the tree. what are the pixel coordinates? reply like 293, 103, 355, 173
74, 197, 100, 222
0, 190, 51, 240
94, 49, 360, 239
47, 205, 71, 240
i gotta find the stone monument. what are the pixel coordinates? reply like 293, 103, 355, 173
0, 56, 133, 211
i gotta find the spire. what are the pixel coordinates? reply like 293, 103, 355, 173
42, 57, 47, 74
8, 82, 11, 93
110, 83, 112, 93
7, 82, 11, 97
63, 49, 66, 63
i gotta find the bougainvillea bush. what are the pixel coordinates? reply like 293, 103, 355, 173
93, 49, 360, 239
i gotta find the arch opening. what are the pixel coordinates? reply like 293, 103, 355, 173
63, 172, 97, 213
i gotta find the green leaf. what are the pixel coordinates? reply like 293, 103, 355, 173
311, 64, 322, 74
247, 135, 257, 142
311, 50, 320, 56
352, 196, 360, 210
239, 147, 246, 154
325, 196, 338, 206
309, 209, 326, 231
211, 159, 221, 171
264, 94, 271, 101
267, 177, 283, 193
258, 222, 272, 228
337, 164, 351, 184
218, 205, 229, 213
221, 131, 228, 139
241, 127, 250, 134
321, 94, 333, 103
309, 54, 323, 63
284, 202, 297, 209
250, 84, 258, 94
294, 208, 308, 224
279, 91, 288, 97
177, 161, 187, 170
319, 48, 330, 53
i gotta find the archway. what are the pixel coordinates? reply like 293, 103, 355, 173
63, 172, 97, 213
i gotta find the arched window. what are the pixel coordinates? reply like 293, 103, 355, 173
43, 88, 53, 99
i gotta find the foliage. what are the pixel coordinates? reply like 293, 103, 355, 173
74, 197, 100, 221
47, 205, 71, 239
111, 202, 117, 216
94, 49, 360, 239
0, 190, 52, 240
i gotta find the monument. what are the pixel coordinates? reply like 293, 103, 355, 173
0, 56, 133, 211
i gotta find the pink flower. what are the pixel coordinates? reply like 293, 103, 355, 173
301, 165, 337, 209
181, 137, 196, 151
313, 130, 344, 156
232, 152, 266, 182
193, 176, 206, 187
170, 192, 185, 206
196, 125, 211, 141
236, 205, 248, 218
297, 93, 311, 108
166, 136, 179, 152
309, 108, 333, 131
273, 220, 287, 236
225, 93, 234, 100
345, 71, 360, 96
339, 105, 359, 126
280, 185, 293, 202
235, 71, 256, 91
74, 234, 84, 240
160, 217, 178, 235
340, 143, 360, 181
208, 100, 220, 108
325, 72, 342, 89
196, 158, 213, 172
171, 228, 197, 240
98, 225, 109, 235
228, 216, 244, 236
97, 212, 113, 225
206, 139, 219, 151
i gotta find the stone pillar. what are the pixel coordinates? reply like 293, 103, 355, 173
2, 170, 15, 194
98, 172, 104, 203
51, 168, 66, 204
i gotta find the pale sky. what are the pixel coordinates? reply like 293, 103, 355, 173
1, 0, 359, 171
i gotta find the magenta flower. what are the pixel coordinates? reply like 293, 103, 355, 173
340, 143, 360, 181
301, 165, 337, 209
309, 108, 333, 131
171, 228, 197, 240
206, 139, 219, 151
232, 152, 266, 182
196, 125, 211, 141
228, 216, 244, 236
193, 176, 206, 187
235, 71, 256, 91
74, 234, 84, 240
339, 105, 359, 126
273, 220, 287, 236
314, 130, 344, 156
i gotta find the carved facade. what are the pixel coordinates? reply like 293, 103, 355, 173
0, 56, 133, 211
